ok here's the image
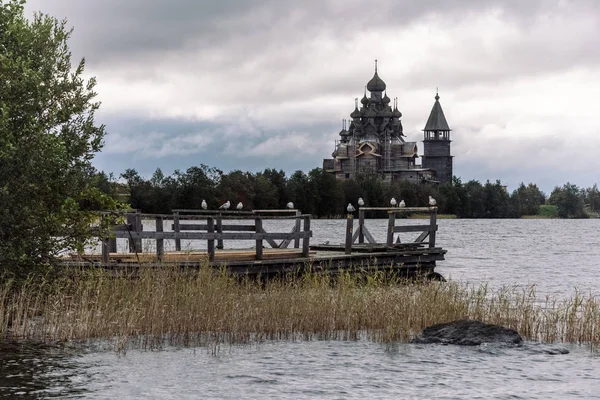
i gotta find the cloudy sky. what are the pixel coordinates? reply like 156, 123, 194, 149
25, 0, 600, 193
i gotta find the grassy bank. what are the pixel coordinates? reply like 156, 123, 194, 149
2, 267, 599, 350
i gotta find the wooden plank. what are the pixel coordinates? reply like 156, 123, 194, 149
294, 211, 301, 249
279, 224, 298, 249
302, 216, 311, 257
173, 211, 181, 251
358, 209, 365, 244
175, 224, 256, 232
257, 225, 279, 249
362, 225, 377, 244
207, 217, 215, 261
156, 216, 164, 262
387, 212, 396, 246
414, 231, 429, 243
394, 224, 437, 233
345, 215, 353, 254
216, 216, 224, 250
109, 231, 312, 240
255, 218, 263, 260
429, 210, 437, 248
359, 207, 435, 212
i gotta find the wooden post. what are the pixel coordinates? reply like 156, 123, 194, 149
207, 217, 215, 261
173, 211, 181, 251
302, 215, 310, 257
134, 210, 142, 252
429, 209, 437, 248
156, 216, 164, 262
101, 214, 109, 263
386, 212, 396, 246
358, 209, 365, 244
345, 214, 353, 254
294, 210, 301, 249
255, 217, 263, 260
216, 214, 224, 250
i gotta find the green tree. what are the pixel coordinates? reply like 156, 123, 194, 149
0, 1, 118, 279
548, 183, 587, 218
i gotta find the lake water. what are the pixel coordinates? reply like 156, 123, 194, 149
4, 219, 600, 399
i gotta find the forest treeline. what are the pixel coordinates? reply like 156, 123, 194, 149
92, 165, 600, 219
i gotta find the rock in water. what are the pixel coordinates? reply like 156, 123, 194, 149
412, 320, 523, 346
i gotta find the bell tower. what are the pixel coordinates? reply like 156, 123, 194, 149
422, 91, 453, 184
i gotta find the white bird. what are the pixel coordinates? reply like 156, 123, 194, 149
286, 202, 294, 209
399, 200, 406, 208
219, 201, 230, 210
358, 197, 364, 206
201, 199, 207, 210
236, 202, 243, 210
390, 197, 397, 207
347, 203, 356, 213
429, 196, 437, 206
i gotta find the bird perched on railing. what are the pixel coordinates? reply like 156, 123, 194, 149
286, 201, 294, 209
390, 198, 397, 207
358, 197, 364, 207
399, 200, 406, 208
347, 203, 356, 213
429, 196, 437, 207
201, 199, 207, 210
219, 201, 230, 210
236, 202, 243, 210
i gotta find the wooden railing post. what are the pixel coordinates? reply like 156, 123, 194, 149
173, 211, 181, 251
345, 214, 353, 254
386, 211, 396, 246
302, 215, 311, 257
358, 209, 365, 244
156, 216, 164, 261
429, 209, 437, 248
134, 210, 142, 252
126, 212, 142, 253
255, 217, 263, 260
294, 210, 301, 248
216, 214, 224, 250
207, 217, 215, 261
101, 214, 110, 263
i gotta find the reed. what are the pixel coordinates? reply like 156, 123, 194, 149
1, 266, 599, 350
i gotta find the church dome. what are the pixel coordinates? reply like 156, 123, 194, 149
360, 93, 368, 105
350, 107, 361, 119
379, 108, 393, 118
363, 107, 376, 118
382, 92, 391, 104
366, 71, 386, 92
392, 107, 402, 118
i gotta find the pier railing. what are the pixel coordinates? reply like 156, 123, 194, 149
344, 207, 438, 254
99, 210, 312, 263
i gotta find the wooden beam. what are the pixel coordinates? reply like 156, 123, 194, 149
345, 215, 353, 254
173, 211, 181, 251
302, 216, 311, 257
255, 217, 263, 260
156, 216, 164, 262
387, 212, 396, 246
394, 224, 437, 233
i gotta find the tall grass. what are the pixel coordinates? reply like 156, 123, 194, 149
1, 266, 599, 350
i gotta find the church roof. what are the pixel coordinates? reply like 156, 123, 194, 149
423, 93, 451, 131
367, 69, 386, 92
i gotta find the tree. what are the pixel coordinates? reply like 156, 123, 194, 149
548, 183, 587, 218
0, 1, 118, 279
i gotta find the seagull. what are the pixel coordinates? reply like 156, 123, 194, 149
358, 198, 364, 206
347, 203, 356, 213
219, 200, 230, 210
429, 196, 437, 206
399, 200, 406, 208
236, 202, 243, 210
390, 198, 397, 207
286, 201, 294, 209
201, 199, 207, 210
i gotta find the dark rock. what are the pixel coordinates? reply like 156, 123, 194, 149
412, 319, 523, 346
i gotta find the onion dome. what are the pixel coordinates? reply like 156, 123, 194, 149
382, 92, 390, 104
392, 107, 402, 118
366, 70, 386, 92
350, 107, 361, 119
361, 93, 368, 105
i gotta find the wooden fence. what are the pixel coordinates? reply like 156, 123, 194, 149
100, 210, 312, 263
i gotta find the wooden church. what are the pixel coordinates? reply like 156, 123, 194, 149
322, 62, 453, 184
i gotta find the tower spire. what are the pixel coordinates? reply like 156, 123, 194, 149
375, 59, 378, 73
435, 87, 439, 101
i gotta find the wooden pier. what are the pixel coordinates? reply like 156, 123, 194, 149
67, 207, 446, 280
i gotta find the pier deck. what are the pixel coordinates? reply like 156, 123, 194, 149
67, 207, 447, 279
